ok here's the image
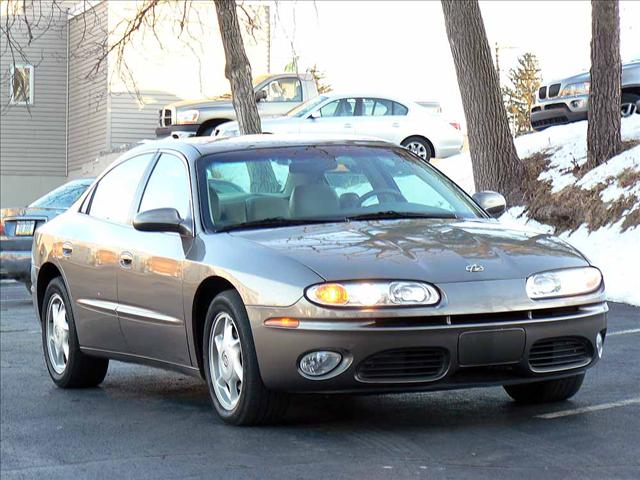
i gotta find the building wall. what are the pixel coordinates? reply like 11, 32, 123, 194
0, 2, 68, 207
67, 0, 109, 173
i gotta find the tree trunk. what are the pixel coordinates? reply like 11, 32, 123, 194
587, 0, 621, 169
214, 0, 261, 135
441, 0, 523, 204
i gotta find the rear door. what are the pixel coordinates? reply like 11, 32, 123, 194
115, 152, 193, 365
62, 153, 154, 352
354, 98, 409, 142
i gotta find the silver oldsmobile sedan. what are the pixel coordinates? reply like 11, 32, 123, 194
31, 135, 607, 425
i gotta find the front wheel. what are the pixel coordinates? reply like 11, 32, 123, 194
203, 290, 288, 425
401, 136, 433, 162
41, 277, 109, 388
503, 373, 585, 404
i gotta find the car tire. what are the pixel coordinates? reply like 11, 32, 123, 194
401, 136, 433, 162
621, 93, 640, 117
203, 289, 289, 425
503, 373, 585, 404
41, 277, 109, 388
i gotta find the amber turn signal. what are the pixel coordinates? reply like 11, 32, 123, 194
264, 317, 300, 329
309, 283, 349, 305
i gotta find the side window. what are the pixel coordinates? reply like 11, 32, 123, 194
89, 154, 153, 224
10, 64, 34, 105
138, 154, 191, 220
260, 78, 302, 102
393, 102, 408, 116
318, 98, 356, 117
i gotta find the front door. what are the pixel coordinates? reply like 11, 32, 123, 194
298, 97, 358, 135
256, 76, 304, 117
116, 152, 193, 366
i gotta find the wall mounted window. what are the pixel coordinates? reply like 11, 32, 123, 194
10, 64, 34, 105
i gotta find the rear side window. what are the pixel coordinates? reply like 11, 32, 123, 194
89, 154, 153, 224
361, 98, 409, 116
138, 153, 191, 220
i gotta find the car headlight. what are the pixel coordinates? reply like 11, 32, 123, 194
560, 81, 590, 98
176, 109, 200, 124
305, 281, 440, 307
526, 267, 602, 299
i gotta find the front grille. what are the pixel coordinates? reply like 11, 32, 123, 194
538, 86, 547, 99
529, 337, 592, 372
544, 103, 569, 111
357, 347, 448, 382
159, 108, 172, 126
548, 83, 561, 97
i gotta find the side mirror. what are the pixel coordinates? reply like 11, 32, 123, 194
472, 191, 506, 218
308, 111, 320, 120
133, 208, 192, 236
255, 89, 267, 102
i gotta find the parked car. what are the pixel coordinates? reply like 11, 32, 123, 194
32, 135, 606, 425
155, 73, 319, 137
531, 60, 640, 131
215, 94, 464, 161
1, 179, 93, 290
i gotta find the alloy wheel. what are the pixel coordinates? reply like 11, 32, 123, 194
406, 141, 429, 159
209, 312, 243, 410
46, 293, 69, 374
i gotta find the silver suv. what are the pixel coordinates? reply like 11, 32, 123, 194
531, 60, 640, 131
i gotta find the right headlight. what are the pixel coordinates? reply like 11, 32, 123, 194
526, 267, 602, 299
560, 81, 590, 98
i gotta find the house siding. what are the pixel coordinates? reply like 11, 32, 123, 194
0, 3, 68, 178
67, 0, 109, 173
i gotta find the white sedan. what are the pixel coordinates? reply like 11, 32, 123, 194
214, 93, 464, 161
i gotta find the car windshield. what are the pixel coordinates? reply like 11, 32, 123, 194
286, 96, 329, 118
197, 145, 484, 232
29, 179, 92, 209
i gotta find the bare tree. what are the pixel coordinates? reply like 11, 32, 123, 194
215, 0, 261, 135
441, 0, 523, 203
587, 0, 621, 169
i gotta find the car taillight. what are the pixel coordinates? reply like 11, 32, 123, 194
449, 122, 461, 130
0, 221, 5, 236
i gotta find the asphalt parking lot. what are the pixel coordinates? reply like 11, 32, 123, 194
1, 280, 639, 479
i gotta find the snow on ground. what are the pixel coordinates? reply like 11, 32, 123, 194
433, 116, 640, 306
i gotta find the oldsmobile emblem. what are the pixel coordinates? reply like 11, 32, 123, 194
465, 264, 485, 273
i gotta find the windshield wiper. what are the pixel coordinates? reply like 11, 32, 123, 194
216, 216, 342, 232
345, 211, 459, 221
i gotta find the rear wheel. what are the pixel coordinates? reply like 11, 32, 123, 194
203, 290, 288, 425
42, 277, 109, 388
401, 136, 433, 162
621, 93, 640, 117
504, 373, 585, 404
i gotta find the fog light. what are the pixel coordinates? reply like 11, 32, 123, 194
571, 99, 585, 109
596, 332, 604, 359
299, 351, 342, 377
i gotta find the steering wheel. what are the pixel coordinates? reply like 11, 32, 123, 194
358, 189, 405, 206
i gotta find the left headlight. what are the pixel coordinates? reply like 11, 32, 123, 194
560, 81, 590, 98
176, 109, 200, 124
526, 267, 602, 300
305, 281, 440, 307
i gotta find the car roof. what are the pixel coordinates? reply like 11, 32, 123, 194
129, 134, 396, 158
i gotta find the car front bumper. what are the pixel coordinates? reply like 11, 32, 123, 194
0, 236, 32, 282
247, 295, 607, 394
155, 124, 199, 138
531, 96, 589, 130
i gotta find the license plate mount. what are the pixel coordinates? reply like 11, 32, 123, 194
458, 328, 526, 367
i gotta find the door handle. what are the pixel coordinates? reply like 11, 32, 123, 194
392, 122, 400, 128
344, 123, 352, 128
119, 251, 133, 269
62, 242, 73, 257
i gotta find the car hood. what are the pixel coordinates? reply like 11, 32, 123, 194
167, 96, 234, 111
230, 219, 589, 283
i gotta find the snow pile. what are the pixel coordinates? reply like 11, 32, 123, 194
433, 116, 640, 306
